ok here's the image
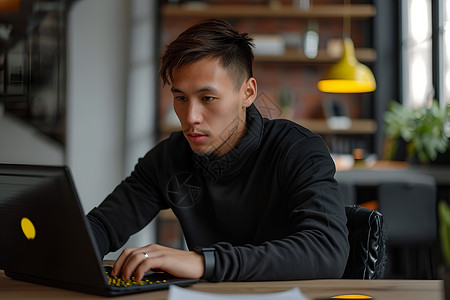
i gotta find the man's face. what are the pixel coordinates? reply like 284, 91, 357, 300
171, 57, 256, 157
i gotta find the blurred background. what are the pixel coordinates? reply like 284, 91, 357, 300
0, 0, 449, 278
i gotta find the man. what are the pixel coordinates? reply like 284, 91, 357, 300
87, 19, 349, 282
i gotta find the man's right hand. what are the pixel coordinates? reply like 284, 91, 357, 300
111, 243, 204, 281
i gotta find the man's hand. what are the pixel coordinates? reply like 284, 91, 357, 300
110, 244, 204, 281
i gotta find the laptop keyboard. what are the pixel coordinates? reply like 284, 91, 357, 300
104, 266, 168, 288
106, 274, 167, 287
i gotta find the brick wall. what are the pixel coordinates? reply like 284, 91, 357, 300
158, 0, 373, 126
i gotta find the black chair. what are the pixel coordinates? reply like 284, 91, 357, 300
339, 182, 357, 206
342, 205, 386, 279
378, 175, 437, 279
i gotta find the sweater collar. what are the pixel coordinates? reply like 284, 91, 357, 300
193, 104, 263, 181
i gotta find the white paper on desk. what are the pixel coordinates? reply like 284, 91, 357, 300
168, 285, 309, 300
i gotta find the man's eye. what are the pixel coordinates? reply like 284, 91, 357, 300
175, 96, 186, 101
202, 96, 215, 102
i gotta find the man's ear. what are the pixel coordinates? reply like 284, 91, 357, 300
243, 77, 257, 108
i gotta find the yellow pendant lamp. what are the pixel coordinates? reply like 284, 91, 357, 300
317, 0, 376, 93
317, 37, 376, 93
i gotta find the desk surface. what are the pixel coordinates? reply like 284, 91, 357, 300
0, 270, 444, 300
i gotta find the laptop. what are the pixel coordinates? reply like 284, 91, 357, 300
0, 163, 198, 296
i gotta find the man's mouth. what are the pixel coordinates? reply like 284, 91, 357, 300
185, 132, 208, 143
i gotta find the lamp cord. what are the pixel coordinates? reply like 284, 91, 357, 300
343, 0, 351, 38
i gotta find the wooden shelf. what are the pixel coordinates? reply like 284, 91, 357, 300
160, 118, 377, 136
297, 118, 377, 135
162, 4, 376, 19
256, 48, 377, 64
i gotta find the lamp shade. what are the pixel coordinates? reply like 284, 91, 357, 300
317, 37, 376, 93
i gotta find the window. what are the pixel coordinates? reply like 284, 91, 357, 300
402, 0, 433, 108
444, 0, 450, 105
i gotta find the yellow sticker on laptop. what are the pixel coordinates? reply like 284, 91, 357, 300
21, 217, 36, 240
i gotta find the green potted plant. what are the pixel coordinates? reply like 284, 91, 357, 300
439, 200, 450, 299
384, 100, 450, 164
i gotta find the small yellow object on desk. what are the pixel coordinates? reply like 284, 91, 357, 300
330, 294, 373, 299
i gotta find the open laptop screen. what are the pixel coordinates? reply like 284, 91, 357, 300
0, 164, 106, 289
0, 164, 198, 296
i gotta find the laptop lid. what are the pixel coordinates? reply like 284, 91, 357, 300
0, 164, 197, 296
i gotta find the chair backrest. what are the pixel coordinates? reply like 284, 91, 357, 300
342, 205, 386, 279
339, 182, 357, 206
377, 176, 436, 245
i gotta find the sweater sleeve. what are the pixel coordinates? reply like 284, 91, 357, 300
87, 150, 168, 256
209, 135, 349, 281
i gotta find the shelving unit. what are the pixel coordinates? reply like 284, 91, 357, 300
161, 3, 376, 63
255, 48, 376, 64
298, 119, 377, 135
161, 4, 376, 19
158, 1, 378, 156
160, 118, 376, 137
0, 0, 71, 145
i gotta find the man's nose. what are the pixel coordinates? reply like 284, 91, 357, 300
186, 100, 203, 125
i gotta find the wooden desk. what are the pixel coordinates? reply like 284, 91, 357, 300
0, 270, 444, 300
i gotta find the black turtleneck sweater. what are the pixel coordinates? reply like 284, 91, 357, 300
87, 104, 349, 282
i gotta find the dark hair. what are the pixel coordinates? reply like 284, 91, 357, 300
159, 19, 254, 91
